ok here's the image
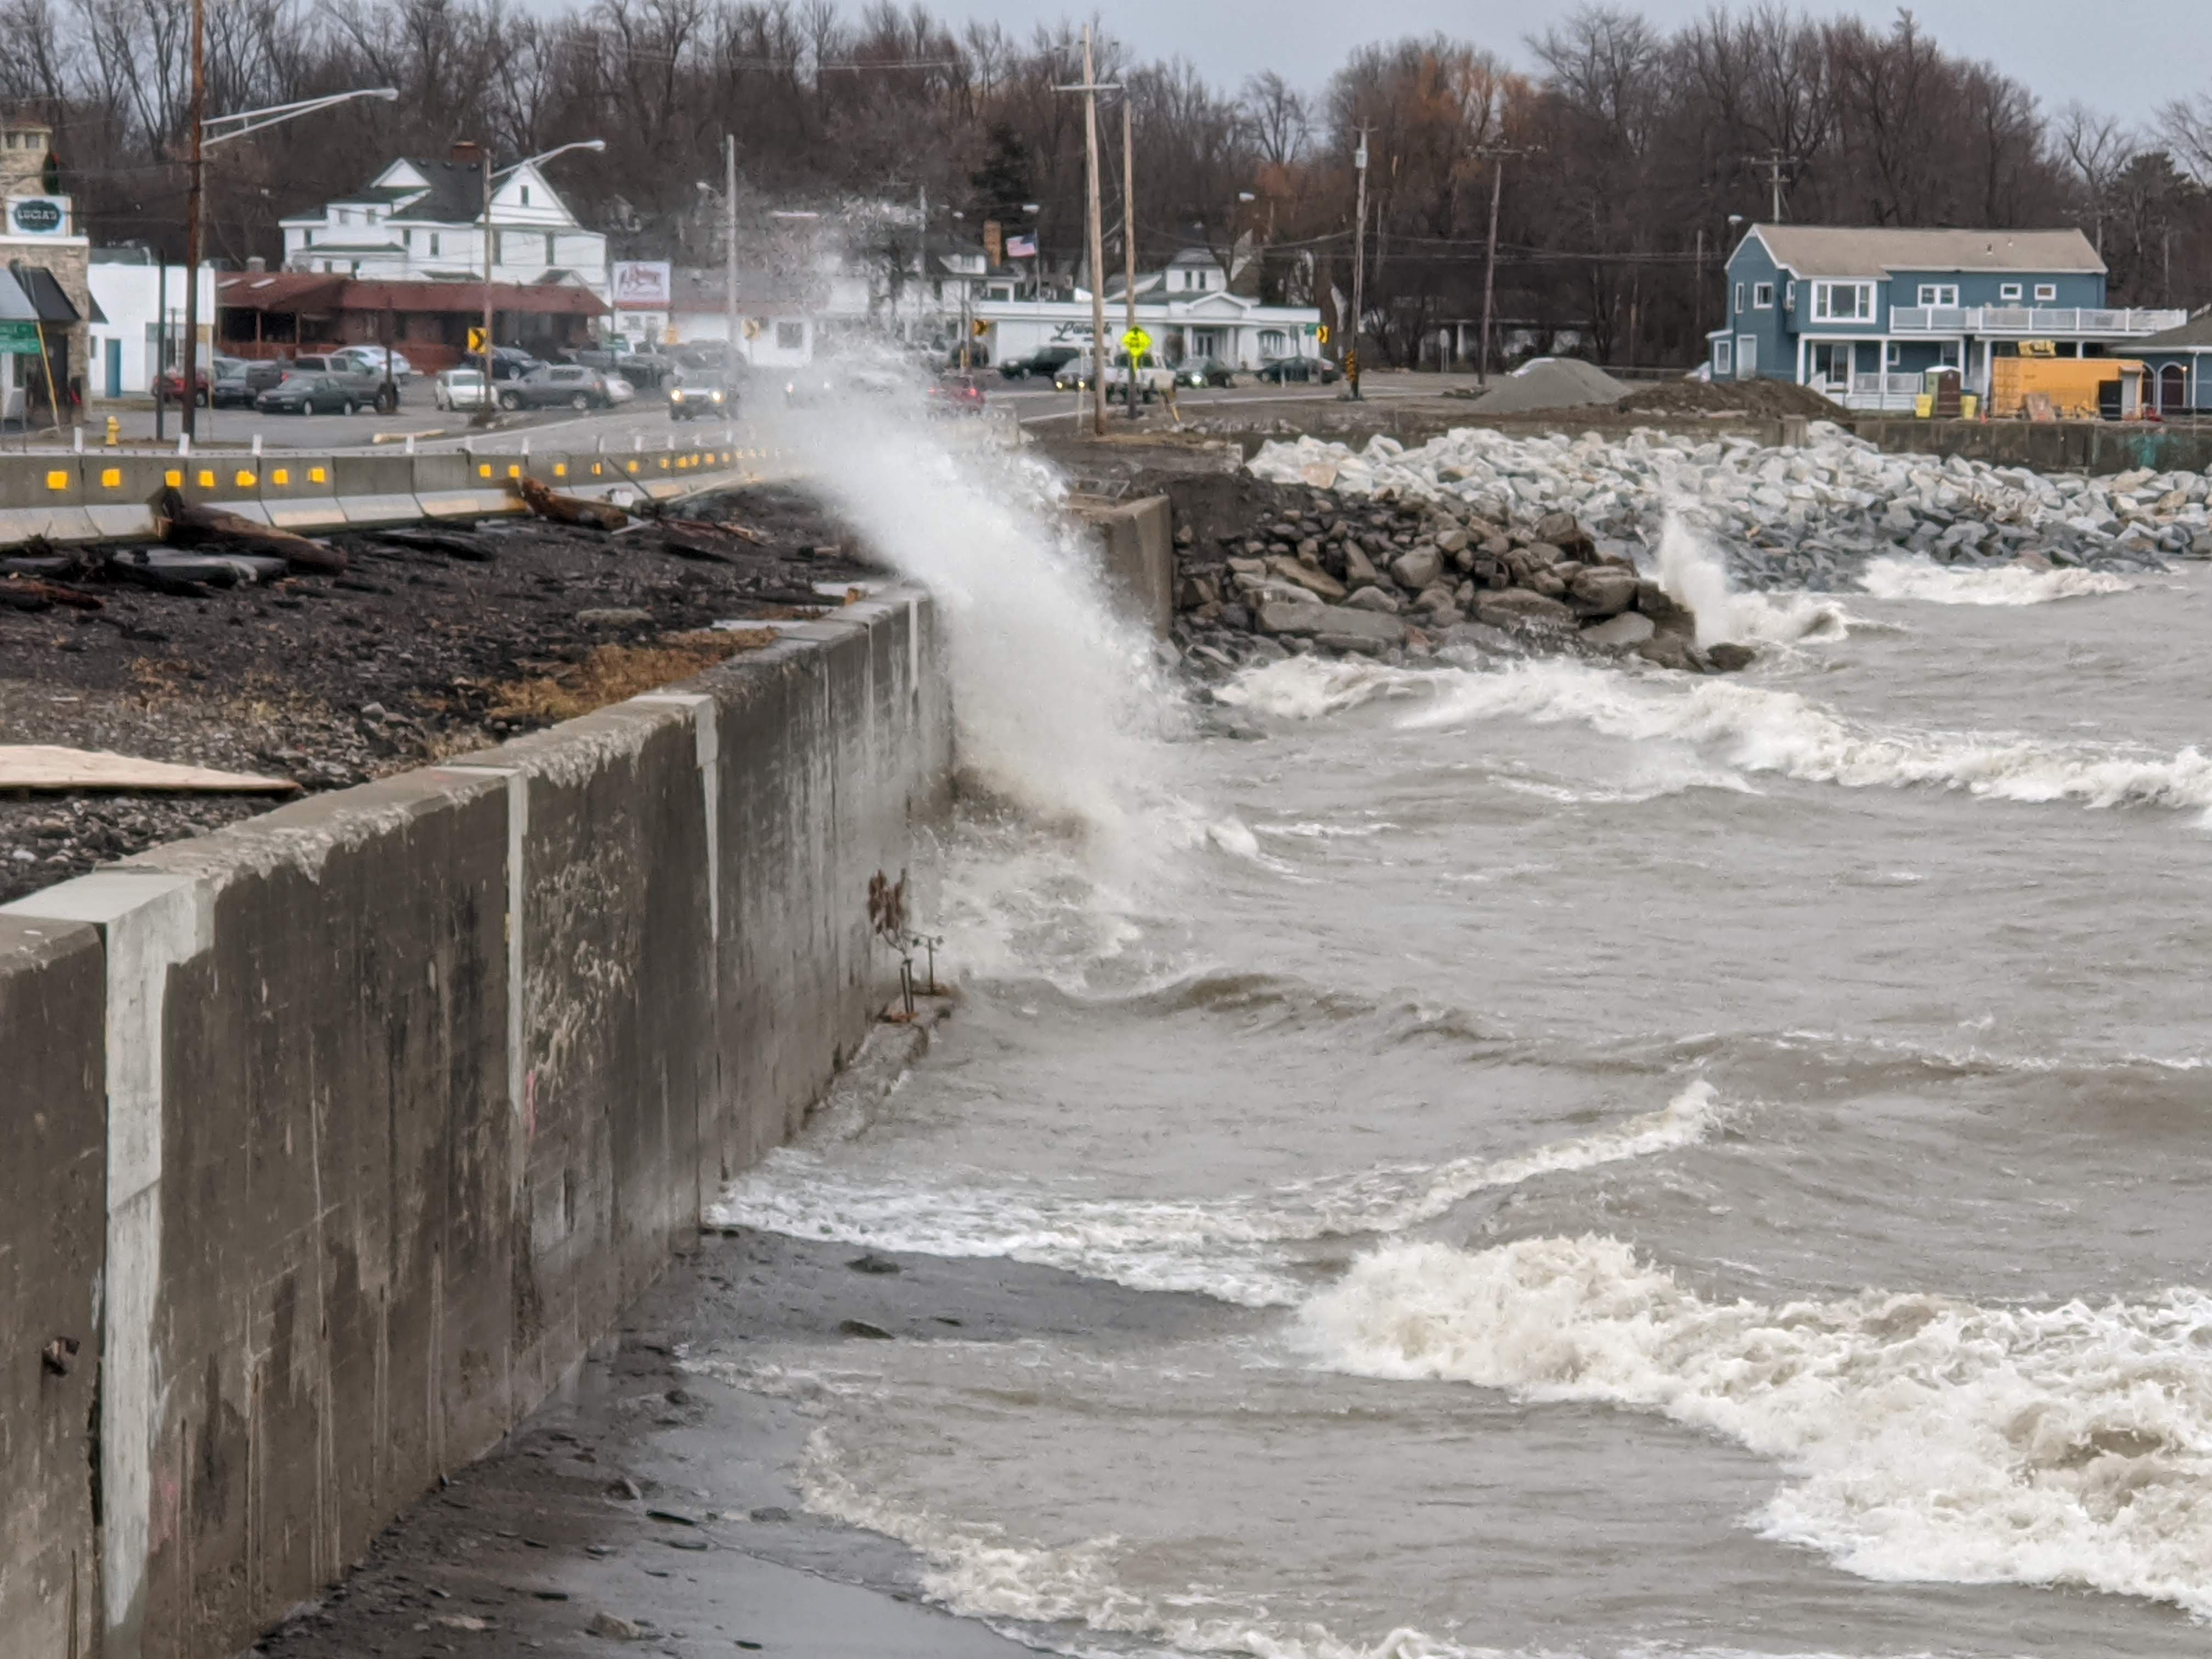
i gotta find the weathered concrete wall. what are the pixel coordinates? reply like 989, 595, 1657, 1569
1072, 494, 1175, 638
0, 589, 951, 1658
0, 915, 105, 1657
1850, 417, 2212, 475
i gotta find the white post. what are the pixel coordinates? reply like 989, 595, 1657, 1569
250, 433, 262, 458
405, 432, 416, 454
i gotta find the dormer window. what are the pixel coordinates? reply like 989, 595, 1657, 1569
520, 185, 532, 206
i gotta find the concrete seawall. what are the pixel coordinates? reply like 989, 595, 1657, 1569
1848, 417, 2212, 476
0, 590, 951, 1658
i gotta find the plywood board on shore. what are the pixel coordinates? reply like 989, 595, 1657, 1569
0, 745, 300, 794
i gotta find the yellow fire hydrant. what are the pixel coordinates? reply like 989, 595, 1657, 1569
104, 414, 120, 447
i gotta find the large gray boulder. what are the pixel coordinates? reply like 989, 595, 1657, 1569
1343, 584, 1403, 614
1257, 598, 1407, 646
1567, 565, 1640, 618
1343, 543, 1384, 586
1581, 611, 1655, 648
1266, 555, 1347, 601
1391, 545, 1444, 590
1474, 589, 1577, 632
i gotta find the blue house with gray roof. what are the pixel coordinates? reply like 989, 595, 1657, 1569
1708, 225, 2185, 410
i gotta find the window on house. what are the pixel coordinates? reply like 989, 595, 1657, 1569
2035, 283, 2058, 302
1885, 342, 1903, 368
776, 320, 804, 351
2000, 283, 2022, 301
1785, 281, 1796, 310
1916, 284, 1959, 307
428, 231, 440, 258
1712, 337, 1733, 376
1810, 281, 1875, 322
1735, 281, 1747, 315
1735, 334, 1757, 377
1753, 282, 1774, 309
519, 185, 531, 206
545, 231, 556, 264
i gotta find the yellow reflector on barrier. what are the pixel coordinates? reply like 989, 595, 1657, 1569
197, 470, 215, 489
272, 469, 290, 486
626, 461, 639, 473
477, 464, 492, 479
164, 469, 182, 487
309, 467, 326, 485
507, 465, 520, 478
235, 470, 256, 488
44, 470, 66, 490
554, 463, 567, 478
591, 462, 603, 475
100, 468, 120, 488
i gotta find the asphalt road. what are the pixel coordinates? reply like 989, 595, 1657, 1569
61, 368, 1488, 455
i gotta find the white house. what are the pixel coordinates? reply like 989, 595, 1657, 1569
662, 268, 818, 368
979, 247, 1320, 370
279, 145, 610, 300
86, 253, 217, 396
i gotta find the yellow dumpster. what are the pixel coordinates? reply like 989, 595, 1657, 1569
1960, 393, 1979, 420
1914, 393, 1934, 418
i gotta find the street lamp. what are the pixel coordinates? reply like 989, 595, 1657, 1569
478, 139, 604, 407
179, 84, 398, 441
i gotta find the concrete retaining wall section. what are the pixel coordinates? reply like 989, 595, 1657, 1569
1071, 494, 1175, 638
0, 588, 951, 1659
1850, 417, 2212, 476
0, 915, 106, 1658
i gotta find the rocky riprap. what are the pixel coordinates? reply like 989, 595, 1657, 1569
1171, 494, 1736, 679
1247, 422, 2196, 591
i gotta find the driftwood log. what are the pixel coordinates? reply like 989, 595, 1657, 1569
0, 574, 102, 611
516, 475, 629, 532
154, 487, 347, 574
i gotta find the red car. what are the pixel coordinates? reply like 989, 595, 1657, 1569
154, 365, 212, 407
928, 373, 987, 416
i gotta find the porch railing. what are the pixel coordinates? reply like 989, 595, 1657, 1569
1888, 306, 2187, 336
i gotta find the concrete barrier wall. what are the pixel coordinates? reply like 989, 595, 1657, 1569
1071, 494, 1175, 638
0, 589, 951, 1658
1850, 417, 2212, 475
0, 437, 784, 546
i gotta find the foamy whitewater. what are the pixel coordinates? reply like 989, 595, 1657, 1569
709, 401, 2212, 1657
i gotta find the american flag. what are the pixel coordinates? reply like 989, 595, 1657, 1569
1006, 234, 1037, 259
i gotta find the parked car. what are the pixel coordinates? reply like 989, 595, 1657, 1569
1177, 356, 1235, 388
604, 373, 636, 405
666, 373, 734, 420
496, 363, 614, 411
332, 345, 416, 381
1051, 354, 1098, 391
927, 372, 988, 416
432, 367, 493, 411
1001, 345, 1080, 382
466, 346, 546, 382
1254, 355, 1340, 385
279, 354, 390, 409
154, 364, 211, 407
255, 373, 372, 415
211, 358, 283, 408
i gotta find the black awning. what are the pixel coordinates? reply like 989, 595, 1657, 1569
11, 264, 80, 322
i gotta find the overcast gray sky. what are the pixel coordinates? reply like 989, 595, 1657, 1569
933, 0, 2198, 120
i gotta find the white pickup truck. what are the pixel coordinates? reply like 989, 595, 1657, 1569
1054, 351, 1175, 401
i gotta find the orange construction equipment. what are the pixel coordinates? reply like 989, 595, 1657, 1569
1989, 355, 2147, 420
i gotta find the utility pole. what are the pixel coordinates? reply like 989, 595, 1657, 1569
1122, 97, 1138, 421
1348, 127, 1368, 400
1056, 26, 1118, 435
1474, 144, 1538, 388
481, 147, 495, 391
1746, 150, 1798, 222
180, 0, 206, 440
725, 133, 739, 366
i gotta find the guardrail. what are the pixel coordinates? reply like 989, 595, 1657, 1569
0, 430, 794, 546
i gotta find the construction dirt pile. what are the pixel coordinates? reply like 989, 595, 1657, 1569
1616, 377, 1846, 419
1459, 357, 1632, 414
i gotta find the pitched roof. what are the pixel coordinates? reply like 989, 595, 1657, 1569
387, 159, 489, 224
2132, 311, 2212, 349
1752, 225, 2105, 278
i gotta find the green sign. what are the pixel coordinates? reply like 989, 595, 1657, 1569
0, 320, 41, 355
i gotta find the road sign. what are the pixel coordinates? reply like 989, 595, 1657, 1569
466, 326, 487, 353
743, 318, 762, 339
972, 319, 991, 337
1316, 324, 1331, 345
1121, 326, 1152, 357
0, 320, 40, 355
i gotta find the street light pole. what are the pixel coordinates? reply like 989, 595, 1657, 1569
1122, 97, 1138, 421
1348, 128, 1368, 401
725, 133, 738, 365
180, 0, 205, 440
185, 84, 401, 442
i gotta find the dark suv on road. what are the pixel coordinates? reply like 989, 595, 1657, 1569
999, 345, 1081, 382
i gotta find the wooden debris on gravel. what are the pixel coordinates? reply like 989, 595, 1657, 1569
154, 487, 347, 574
516, 475, 629, 532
